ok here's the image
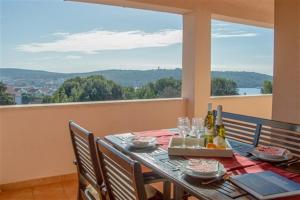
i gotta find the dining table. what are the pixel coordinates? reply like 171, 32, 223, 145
104, 129, 300, 200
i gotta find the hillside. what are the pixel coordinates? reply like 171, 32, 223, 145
0, 68, 272, 88
211, 71, 272, 88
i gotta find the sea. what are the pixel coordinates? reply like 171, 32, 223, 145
238, 88, 261, 95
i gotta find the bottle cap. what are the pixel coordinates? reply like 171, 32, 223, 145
217, 105, 222, 112
208, 103, 212, 111
216, 105, 223, 125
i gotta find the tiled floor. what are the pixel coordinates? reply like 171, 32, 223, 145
0, 180, 77, 200
0, 180, 198, 200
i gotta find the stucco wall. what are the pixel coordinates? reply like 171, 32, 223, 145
211, 95, 272, 119
0, 99, 186, 184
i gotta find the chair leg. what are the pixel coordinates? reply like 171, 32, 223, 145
163, 181, 171, 200
77, 184, 83, 200
77, 181, 86, 200
100, 192, 106, 200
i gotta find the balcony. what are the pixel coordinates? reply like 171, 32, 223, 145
0, 0, 299, 199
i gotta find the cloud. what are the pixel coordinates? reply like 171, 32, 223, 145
212, 32, 257, 38
65, 55, 81, 59
212, 20, 258, 38
52, 32, 69, 37
16, 29, 182, 54
16, 23, 257, 54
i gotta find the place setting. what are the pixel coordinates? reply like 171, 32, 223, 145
122, 135, 160, 152
181, 159, 228, 185
247, 145, 300, 173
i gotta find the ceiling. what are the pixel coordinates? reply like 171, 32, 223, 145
70, 0, 274, 27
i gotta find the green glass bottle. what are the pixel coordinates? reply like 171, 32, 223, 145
204, 103, 214, 146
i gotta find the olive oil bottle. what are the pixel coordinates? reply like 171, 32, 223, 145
204, 103, 214, 146
213, 105, 226, 148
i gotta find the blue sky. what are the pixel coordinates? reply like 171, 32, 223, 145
1, 0, 274, 75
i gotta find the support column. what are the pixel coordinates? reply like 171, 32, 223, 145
272, 0, 300, 123
182, 9, 211, 118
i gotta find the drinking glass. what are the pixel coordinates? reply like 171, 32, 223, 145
177, 117, 190, 147
191, 118, 204, 148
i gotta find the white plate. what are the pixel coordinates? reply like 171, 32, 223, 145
183, 162, 227, 179
127, 142, 157, 149
251, 149, 293, 162
126, 136, 157, 148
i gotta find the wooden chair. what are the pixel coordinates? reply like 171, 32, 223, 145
258, 119, 300, 158
96, 139, 169, 200
69, 121, 106, 200
213, 111, 300, 158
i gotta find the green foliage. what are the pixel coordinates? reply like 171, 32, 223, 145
211, 78, 239, 96
0, 81, 15, 105
44, 76, 241, 103
261, 80, 272, 94
45, 75, 124, 103
21, 93, 43, 104
21, 93, 34, 104
44, 76, 181, 103
136, 77, 181, 99
122, 87, 136, 100
42, 95, 52, 103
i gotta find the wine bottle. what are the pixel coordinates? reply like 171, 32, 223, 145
214, 105, 226, 148
204, 103, 214, 146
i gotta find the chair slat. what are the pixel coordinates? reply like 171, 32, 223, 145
226, 130, 254, 144
107, 175, 136, 199
226, 127, 255, 138
223, 119, 257, 129
105, 165, 135, 191
103, 157, 133, 185
74, 134, 89, 146
262, 127, 300, 138
77, 150, 93, 165
226, 135, 253, 145
260, 132, 300, 147
224, 122, 256, 134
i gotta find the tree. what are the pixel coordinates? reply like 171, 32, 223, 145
21, 93, 43, 104
21, 93, 34, 104
122, 87, 136, 100
0, 81, 15, 105
135, 77, 181, 99
42, 95, 52, 103
261, 80, 272, 94
211, 78, 239, 96
44, 75, 124, 103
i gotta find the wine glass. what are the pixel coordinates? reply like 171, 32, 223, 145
177, 117, 190, 147
191, 118, 204, 148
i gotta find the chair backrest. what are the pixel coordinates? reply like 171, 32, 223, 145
96, 139, 147, 200
213, 111, 300, 158
213, 111, 262, 146
69, 121, 103, 190
258, 120, 300, 158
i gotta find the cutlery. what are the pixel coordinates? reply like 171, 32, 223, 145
200, 174, 229, 185
275, 158, 299, 167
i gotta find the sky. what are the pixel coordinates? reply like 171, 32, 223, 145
0, 0, 274, 75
